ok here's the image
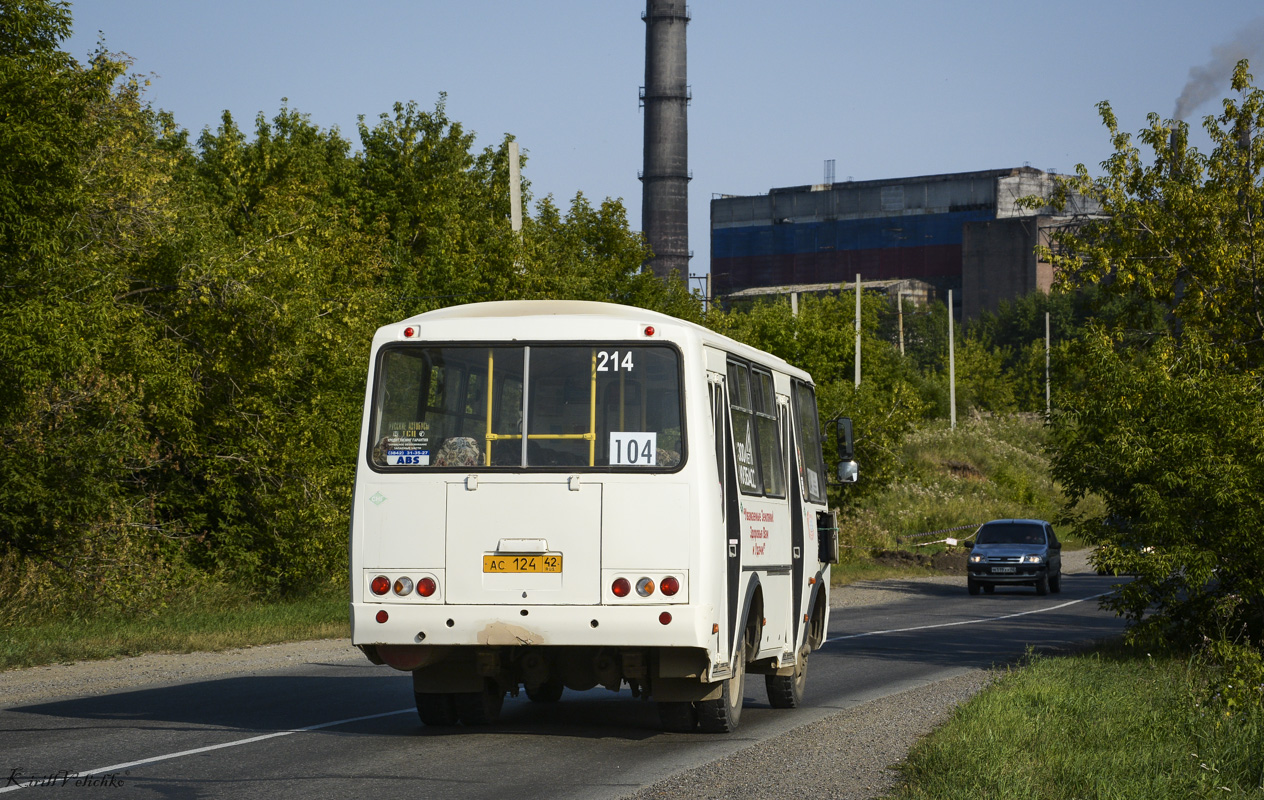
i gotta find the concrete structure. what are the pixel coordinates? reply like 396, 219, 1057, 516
710, 167, 1099, 317
724, 277, 935, 308
640, 0, 690, 280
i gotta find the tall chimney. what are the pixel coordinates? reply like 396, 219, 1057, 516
641, 0, 690, 280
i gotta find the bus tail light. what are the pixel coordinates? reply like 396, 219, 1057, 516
660, 576, 680, 596
371, 575, 390, 596
636, 578, 655, 597
417, 577, 437, 597
612, 578, 631, 597
393, 577, 414, 596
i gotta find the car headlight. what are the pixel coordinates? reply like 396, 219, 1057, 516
969, 554, 984, 563
1021, 554, 1044, 564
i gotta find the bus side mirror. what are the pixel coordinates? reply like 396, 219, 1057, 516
837, 460, 858, 483
835, 418, 857, 484
835, 417, 854, 461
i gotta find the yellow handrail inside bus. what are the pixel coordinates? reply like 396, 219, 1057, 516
588, 349, 597, 466
482, 347, 600, 467
485, 349, 494, 466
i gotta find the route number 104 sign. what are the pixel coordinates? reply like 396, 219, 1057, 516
609, 432, 657, 466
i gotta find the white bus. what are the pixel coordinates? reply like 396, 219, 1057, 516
349, 300, 851, 732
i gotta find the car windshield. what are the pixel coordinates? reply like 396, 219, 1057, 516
975, 523, 1046, 545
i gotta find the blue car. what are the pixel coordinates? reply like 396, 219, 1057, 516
967, 519, 1062, 596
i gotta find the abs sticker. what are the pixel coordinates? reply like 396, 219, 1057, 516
609, 432, 657, 466
387, 449, 429, 466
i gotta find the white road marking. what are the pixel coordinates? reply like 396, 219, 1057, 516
825, 591, 1113, 643
0, 708, 414, 793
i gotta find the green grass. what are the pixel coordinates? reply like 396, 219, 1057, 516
888, 647, 1264, 799
0, 586, 347, 671
838, 414, 1100, 558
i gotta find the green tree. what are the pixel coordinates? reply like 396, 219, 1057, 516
0, 2, 199, 615
707, 292, 926, 501
1045, 60, 1264, 651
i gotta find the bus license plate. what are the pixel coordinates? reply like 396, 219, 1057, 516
483, 554, 562, 574
992, 566, 1016, 574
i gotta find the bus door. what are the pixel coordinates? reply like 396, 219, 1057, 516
709, 372, 742, 664
726, 361, 792, 657
781, 398, 808, 651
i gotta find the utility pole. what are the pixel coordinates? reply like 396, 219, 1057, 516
854, 273, 862, 388
897, 289, 905, 356
1045, 311, 1051, 420
948, 289, 956, 430
508, 142, 522, 233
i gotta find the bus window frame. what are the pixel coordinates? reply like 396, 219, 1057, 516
791, 379, 829, 505
750, 366, 787, 499
365, 340, 688, 475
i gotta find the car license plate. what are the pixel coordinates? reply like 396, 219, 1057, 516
992, 566, 1017, 574
483, 554, 562, 574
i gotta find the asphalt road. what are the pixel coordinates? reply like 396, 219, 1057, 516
0, 570, 1128, 798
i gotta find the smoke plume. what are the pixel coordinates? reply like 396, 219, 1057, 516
1173, 17, 1264, 120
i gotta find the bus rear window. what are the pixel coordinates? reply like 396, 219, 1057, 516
369, 344, 683, 470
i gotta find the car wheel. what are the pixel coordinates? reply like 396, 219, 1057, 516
967, 578, 981, 596
1049, 570, 1062, 594
1035, 574, 1050, 596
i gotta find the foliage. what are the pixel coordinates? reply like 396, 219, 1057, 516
837, 414, 1079, 556
891, 648, 1264, 799
1043, 61, 1264, 662
706, 292, 926, 502
0, 2, 701, 617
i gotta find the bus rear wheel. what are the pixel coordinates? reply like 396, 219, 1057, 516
657, 701, 697, 732
454, 680, 504, 725
525, 679, 564, 703
698, 630, 748, 733
414, 692, 458, 727
765, 645, 808, 709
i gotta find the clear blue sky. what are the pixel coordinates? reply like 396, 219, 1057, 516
67, 1, 1264, 281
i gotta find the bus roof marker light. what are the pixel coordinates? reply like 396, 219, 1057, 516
643, 325, 655, 337
403, 326, 417, 338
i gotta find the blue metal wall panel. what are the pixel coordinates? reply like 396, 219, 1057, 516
712, 209, 995, 260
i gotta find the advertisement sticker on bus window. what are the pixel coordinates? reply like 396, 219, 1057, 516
609, 431, 657, 466
387, 449, 429, 466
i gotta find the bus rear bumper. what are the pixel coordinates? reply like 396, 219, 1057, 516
351, 602, 713, 651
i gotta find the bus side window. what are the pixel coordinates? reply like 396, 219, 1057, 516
710, 381, 726, 517
792, 381, 828, 504
752, 369, 786, 498
726, 361, 763, 495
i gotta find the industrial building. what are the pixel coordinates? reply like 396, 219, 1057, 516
710, 167, 1099, 318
